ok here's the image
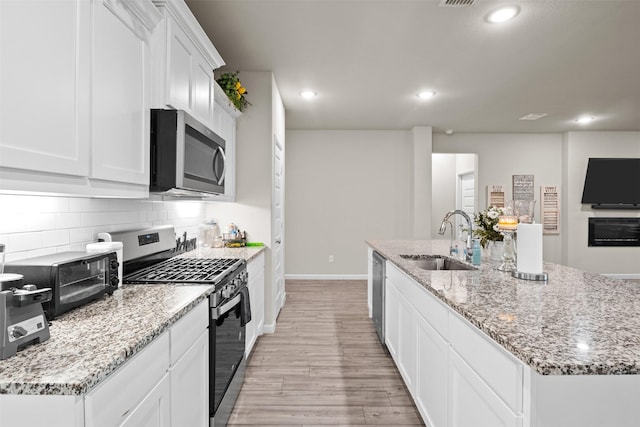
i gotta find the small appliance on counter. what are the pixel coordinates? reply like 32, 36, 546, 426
1, 245, 52, 360
4, 251, 119, 320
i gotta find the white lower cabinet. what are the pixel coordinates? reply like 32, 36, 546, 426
415, 313, 448, 427
246, 252, 266, 357
383, 262, 523, 427
385, 266, 416, 392
448, 350, 521, 427
120, 374, 171, 427
170, 330, 209, 427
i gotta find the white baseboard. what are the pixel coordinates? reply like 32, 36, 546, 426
285, 274, 367, 280
604, 273, 640, 280
263, 322, 276, 334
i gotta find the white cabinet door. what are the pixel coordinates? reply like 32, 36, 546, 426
385, 265, 416, 392
163, 13, 217, 128
120, 374, 171, 427
448, 350, 521, 427
192, 52, 215, 124
384, 274, 400, 361
167, 17, 193, 112
397, 285, 416, 392
415, 313, 448, 427
85, 333, 170, 427
0, 0, 90, 177
385, 275, 415, 391
91, 0, 155, 186
210, 82, 240, 201
170, 330, 209, 427
246, 252, 265, 357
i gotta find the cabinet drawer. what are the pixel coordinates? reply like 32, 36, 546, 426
449, 312, 523, 414
449, 350, 522, 427
170, 300, 209, 365
386, 262, 448, 338
85, 332, 170, 427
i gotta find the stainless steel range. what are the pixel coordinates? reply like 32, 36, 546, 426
102, 226, 250, 427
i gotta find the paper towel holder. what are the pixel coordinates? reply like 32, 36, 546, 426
512, 271, 548, 281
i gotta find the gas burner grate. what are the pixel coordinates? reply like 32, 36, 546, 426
124, 257, 242, 284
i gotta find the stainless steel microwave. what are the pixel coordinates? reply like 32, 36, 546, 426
150, 109, 226, 196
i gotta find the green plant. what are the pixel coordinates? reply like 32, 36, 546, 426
473, 206, 505, 248
216, 71, 251, 112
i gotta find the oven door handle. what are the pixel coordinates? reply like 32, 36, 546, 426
214, 294, 241, 319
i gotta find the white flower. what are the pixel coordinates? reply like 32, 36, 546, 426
493, 224, 500, 232
487, 209, 499, 219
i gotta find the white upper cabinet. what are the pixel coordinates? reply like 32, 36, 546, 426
0, 0, 90, 178
91, 0, 160, 187
211, 82, 240, 201
0, 0, 161, 197
151, 0, 224, 130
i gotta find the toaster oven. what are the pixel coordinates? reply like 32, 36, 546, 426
4, 251, 119, 319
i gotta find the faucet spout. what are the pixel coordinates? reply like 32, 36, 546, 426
438, 210, 473, 261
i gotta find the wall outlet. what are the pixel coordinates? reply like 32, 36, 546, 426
328, 255, 334, 263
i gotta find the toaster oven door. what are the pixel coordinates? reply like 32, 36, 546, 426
55, 256, 111, 314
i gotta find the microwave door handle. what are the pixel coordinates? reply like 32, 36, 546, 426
212, 146, 226, 185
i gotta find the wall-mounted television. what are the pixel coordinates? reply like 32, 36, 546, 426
581, 158, 640, 209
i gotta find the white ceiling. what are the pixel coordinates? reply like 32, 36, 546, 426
186, 0, 640, 133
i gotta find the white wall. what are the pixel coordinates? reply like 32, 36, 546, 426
0, 194, 208, 262
205, 71, 285, 329
432, 153, 457, 240
563, 131, 640, 276
285, 130, 413, 277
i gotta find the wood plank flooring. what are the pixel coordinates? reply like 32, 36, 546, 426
228, 280, 425, 426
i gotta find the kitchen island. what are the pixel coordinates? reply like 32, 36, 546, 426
367, 239, 640, 427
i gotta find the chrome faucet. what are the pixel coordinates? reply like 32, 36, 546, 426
438, 209, 473, 262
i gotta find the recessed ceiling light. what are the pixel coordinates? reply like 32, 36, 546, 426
576, 116, 595, 124
417, 91, 436, 99
486, 6, 520, 23
299, 90, 317, 99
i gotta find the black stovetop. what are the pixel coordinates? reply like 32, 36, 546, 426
124, 257, 243, 285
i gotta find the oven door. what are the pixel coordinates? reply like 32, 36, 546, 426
211, 293, 245, 421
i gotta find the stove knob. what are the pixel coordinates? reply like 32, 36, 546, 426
111, 277, 119, 287
111, 259, 119, 270
222, 285, 233, 299
9, 326, 27, 339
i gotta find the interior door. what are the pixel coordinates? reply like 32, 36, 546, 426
272, 136, 285, 317
457, 172, 476, 239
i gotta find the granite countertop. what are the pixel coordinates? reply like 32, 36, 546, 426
0, 284, 213, 396
367, 239, 640, 376
0, 246, 265, 396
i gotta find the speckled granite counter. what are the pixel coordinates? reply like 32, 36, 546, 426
0, 284, 213, 395
367, 239, 640, 376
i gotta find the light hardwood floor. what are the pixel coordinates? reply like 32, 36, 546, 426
228, 280, 425, 426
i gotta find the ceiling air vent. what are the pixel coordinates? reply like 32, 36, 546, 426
439, 0, 476, 7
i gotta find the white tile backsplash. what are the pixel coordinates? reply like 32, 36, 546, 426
0, 195, 210, 261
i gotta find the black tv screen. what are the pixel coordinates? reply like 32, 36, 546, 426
581, 158, 640, 206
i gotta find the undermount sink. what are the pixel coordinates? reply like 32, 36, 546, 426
399, 254, 477, 271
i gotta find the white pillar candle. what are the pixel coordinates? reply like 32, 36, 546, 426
516, 223, 543, 274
